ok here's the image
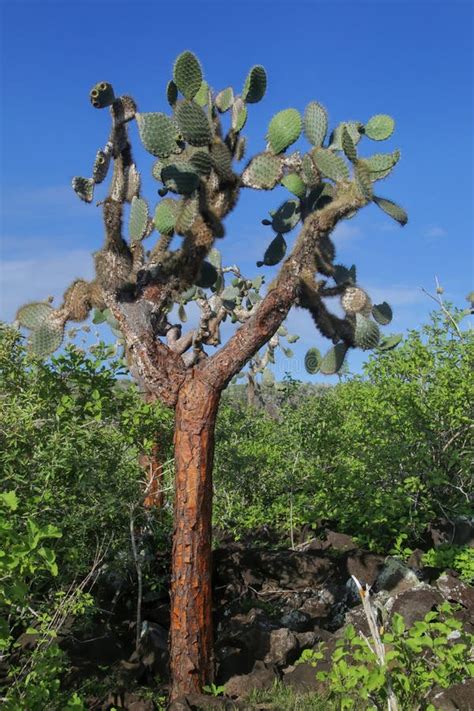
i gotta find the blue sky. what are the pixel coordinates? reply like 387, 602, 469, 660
1, 0, 472, 380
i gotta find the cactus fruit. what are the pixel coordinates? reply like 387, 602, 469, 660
320, 342, 348, 375
72, 177, 94, 203
28, 318, 65, 358
166, 80, 178, 107
341, 287, 372, 316
373, 196, 408, 225
257, 233, 287, 267
281, 173, 306, 198
173, 51, 203, 100
342, 127, 357, 162
267, 109, 302, 154
303, 102, 328, 148
354, 160, 373, 200
353, 313, 380, 350
136, 113, 178, 158
364, 114, 395, 141
62, 279, 92, 322
271, 199, 301, 234
210, 140, 234, 181
161, 162, 200, 194
129, 197, 149, 241
242, 65, 267, 104
231, 97, 248, 132
154, 198, 180, 235
215, 87, 234, 113
304, 347, 321, 374
89, 81, 115, 109
92, 150, 111, 184
312, 148, 350, 182
175, 100, 212, 146
372, 301, 393, 325
175, 196, 199, 234
242, 152, 283, 190
16, 302, 53, 329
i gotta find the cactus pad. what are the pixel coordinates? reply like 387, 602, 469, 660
211, 140, 234, 180
154, 198, 179, 235
242, 65, 267, 104
161, 162, 200, 194
342, 127, 357, 162
242, 152, 283, 190
267, 109, 302, 154
189, 150, 213, 176
173, 51, 203, 100
364, 114, 395, 141
341, 287, 372, 315
92, 150, 110, 184
89, 81, 115, 109
72, 177, 94, 203
232, 97, 248, 132
166, 80, 178, 107
62, 280, 92, 322
194, 80, 209, 107
281, 173, 306, 198
363, 150, 401, 181
28, 319, 64, 358
304, 347, 322, 374
215, 87, 234, 113
329, 121, 363, 150
175, 196, 199, 234
271, 199, 301, 234
373, 196, 408, 225
257, 233, 287, 267
195, 261, 218, 288
303, 102, 328, 148
301, 153, 320, 187
136, 113, 178, 158
320, 342, 348, 375
354, 313, 380, 350
378, 333, 403, 351
354, 160, 373, 200
129, 197, 149, 241
16, 302, 53, 329
175, 100, 212, 146
372, 301, 393, 325
312, 148, 349, 181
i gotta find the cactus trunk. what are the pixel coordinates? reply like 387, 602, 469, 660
169, 375, 220, 700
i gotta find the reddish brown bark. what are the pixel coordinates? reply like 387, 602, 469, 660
169, 374, 220, 700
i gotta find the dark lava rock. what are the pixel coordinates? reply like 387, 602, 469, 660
225, 660, 279, 698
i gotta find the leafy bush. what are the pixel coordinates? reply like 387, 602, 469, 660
422, 545, 474, 584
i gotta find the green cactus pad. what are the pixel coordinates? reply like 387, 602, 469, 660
312, 148, 350, 181
175, 196, 199, 234
364, 114, 395, 141
28, 319, 64, 358
342, 127, 357, 162
92, 150, 110, 184
175, 100, 212, 146
189, 149, 213, 176
271, 199, 301, 234
372, 301, 393, 325
303, 102, 328, 148
329, 122, 363, 151
281, 173, 306, 198
62, 280, 92, 322
354, 313, 380, 350
16, 302, 53, 329
215, 87, 234, 113
341, 287, 372, 315
378, 333, 403, 351
211, 140, 234, 180
235, 135, 246, 161
334, 264, 356, 285
257, 233, 287, 267
129, 197, 149, 242
173, 51, 203, 100
136, 112, 178, 158
72, 177, 94, 203
242, 152, 283, 190
232, 97, 248, 132
242, 65, 267, 104
166, 80, 178, 107
304, 347, 322, 374
320, 342, 348, 375
208, 248, 222, 270
194, 80, 209, 107
195, 261, 218, 288
305, 183, 335, 213
301, 153, 320, 187
154, 198, 180, 235
363, 150, 401, 181
89, 81, 115, 109
373, 195, 408, 225
354, 160, 373, 200
161, 162, 200, 194
267, 109, 302, 154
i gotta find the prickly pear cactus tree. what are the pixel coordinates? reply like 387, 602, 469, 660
15, 52, 407, 701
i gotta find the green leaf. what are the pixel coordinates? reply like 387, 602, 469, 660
1, 491, 18, 511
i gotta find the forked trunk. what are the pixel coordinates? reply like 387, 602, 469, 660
169, 374, 220, 700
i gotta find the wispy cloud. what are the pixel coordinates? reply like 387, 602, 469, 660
424, 225, 447, 238
332, 222, 362, 242
1, 184, 101, 220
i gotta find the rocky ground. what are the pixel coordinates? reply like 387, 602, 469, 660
64, 528, 473, 710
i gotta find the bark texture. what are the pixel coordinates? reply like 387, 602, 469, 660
169, 374, 220, 699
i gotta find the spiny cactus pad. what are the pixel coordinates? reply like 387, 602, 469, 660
303, 102, 328, 148
378, 333, 403, 351
173, 51, 203, 100
242, 152, 283, 190
175, 196, 199, 234
175, 100, 212, 146
72, 177, 94, 203
363, 150, 401, 181
305, 183, 335, 213
195, 261, 218, 288
194, 80, 209, 107
62, 280, 92, 322
341, 287, 372, 315
364, 114, 395, 141
232, 97, 248, 132
301, 153, 320, 187
334, 264, 356, 285
215, 87, 234, 113
304, 347, 322, 374
320, 342, 348, 375
211, 140, 234, 180
271, 199, 301, 234
257, 233, 287, 267
92, 150, 110, 184
166, 80, 178, 107
28, 319, 64, 358
281, 173, 306, 198
354, 313, 380, 350
329, 122, 362, 151
354, 160, 373, 200
136, 113, 178, 158
372, 301, 393, 325
312, 148, 350, 182
89, 81, 115, 109
267, 109, 302, 154
242, 65, 267, 104
373, 196, 408, 225
129, 197, 149, 241
342, 127, 357, 162
154, 198, 180, 235
189, 150, 213, 176
16, 302, 53, 329
161, 163, 200, 194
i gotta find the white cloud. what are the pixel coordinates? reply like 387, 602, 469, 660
0, 249, 94, 321
366, 284, 424, 306
332, 222, 362, 242
424, 226, 447, 238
